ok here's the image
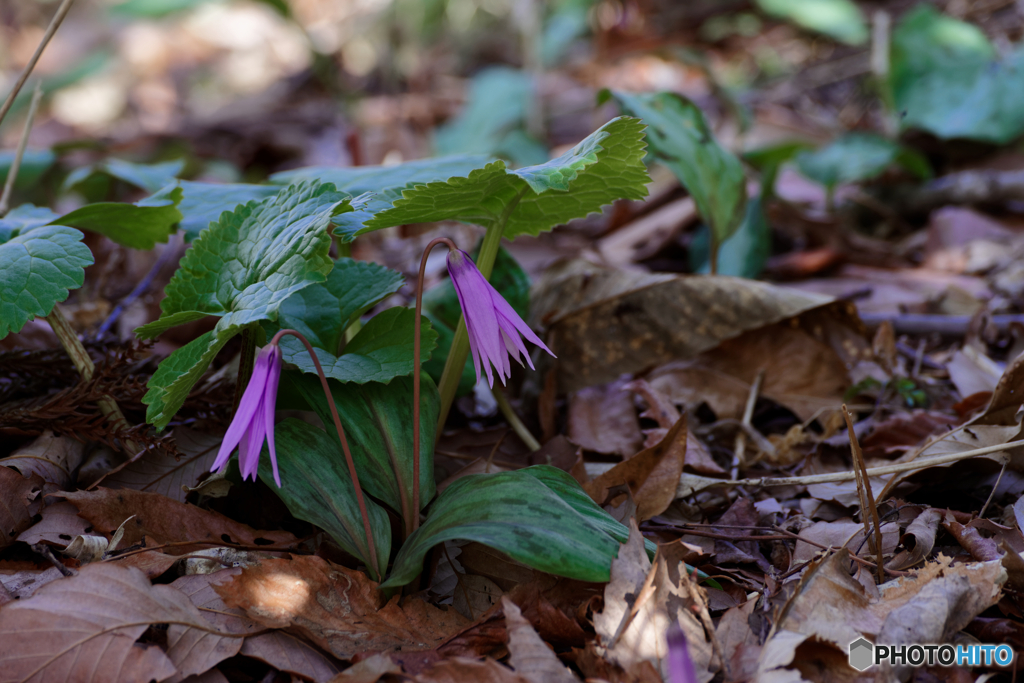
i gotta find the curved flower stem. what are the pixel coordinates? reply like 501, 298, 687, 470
412, 236, 458, 536
271, 328, 380, 579
434, 216, 510, 434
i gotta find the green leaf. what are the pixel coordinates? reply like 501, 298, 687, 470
150, 181, 280, 242
342, 116, 649, 241
756, 0, 868, 45
690, 196, 771, 279
890, 5, 1024, 144
140, 181, 347, 429
52, 187, 184, 250
434, 67, 547, 166
287, 372, 439, 524
280, 307, 437, 384
0, 226, 93, 339
795, 132, 931, 189
64, 158, 185, 194
271, 257, 404, 354
0, 205, 60, 242
422, 244, 530, 393
258, 418, 391, 581
603, 91, 746, 246
0, 149, 56, 190
269, 155, 490, 194
109, 0, 207, 18
142, 330, 230, 431
383, 466, 627, 588
136, 181, 345, 340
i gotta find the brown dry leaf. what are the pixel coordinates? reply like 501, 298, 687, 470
0, 431, 85, 489
414, 657, 529, 683
715, 599, 761, 682
458, 542, 543, 591
502, 597, 579, 683
0, 466, 44, 550
793, 520, 900, 564
568, 376, 643, 457
531, 259, 859, 393
16, 500, 90, 546
172, 570, 342, 681
756, 550, 1005, 681
627, 380, 725, 473
61, 488, 296, 552
583, 414, 687, 521
887, 508, 944, 571
0, 566, 65, 600
329, 653, 401, 682
947, 348, 1003, 398
452, 574, 503, 621
102, 428, 222, 503
592, 521, 714, 683
974, 350, 1024, 426
598, 197, 697, 266
860, 412, 959, 459
0, 563, 239, 682
942, 512, 1002, 562
214, 555, 469, 659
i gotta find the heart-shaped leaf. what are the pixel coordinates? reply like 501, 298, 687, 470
270, 154, 490, 194
383, 466, 634, 588
53, 186, 184, 250
0, 226, 93, 340
258, 418, 391, 581
139, 181, 348, 430
286, 371, 438, 524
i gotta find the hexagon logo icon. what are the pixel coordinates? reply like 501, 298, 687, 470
849, 638, 874, 671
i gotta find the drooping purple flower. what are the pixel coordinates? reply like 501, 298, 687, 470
667, 623, 698, 683
447, 249, 555, 387
211, 343, 282, 487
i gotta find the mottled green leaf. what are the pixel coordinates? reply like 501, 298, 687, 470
339, 117, 649, 240
602, 90, 746, 246
383, 466, 627, 588
891, 5, 1024, 143
258, 418, 391, 581
270, 155, 490, 194
0, 226, 93, 339
756, 0, 867, 45
52, 187, 184, 250
795, 132, 930, 189
287, 372, 438, 525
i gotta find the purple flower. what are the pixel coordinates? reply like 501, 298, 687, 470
211, 343, 282, 487
667, 623, 698, 683
447, 249, 555, 387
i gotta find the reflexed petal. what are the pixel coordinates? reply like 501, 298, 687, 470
491, 290, 554, 357
449, 250, 502, 386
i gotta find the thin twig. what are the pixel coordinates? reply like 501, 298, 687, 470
682, 561, 727, 678
0, 0, 76, 130
0, 83, 43, 217
731, 370, 763, 479
843, 405, 885, 583
978, 458, 1007, 520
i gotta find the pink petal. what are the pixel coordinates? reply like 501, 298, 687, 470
449, 250, 502, 387
263, 347, 282, 487
212, 349, 271, 473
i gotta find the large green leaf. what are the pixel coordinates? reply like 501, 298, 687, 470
795, 132, 930, 189
422, 244, 530, 394
690, 196, 771, 279
150, 181, 280, 241
602, 91, 746, 247
338, 116, 649, 240
139, 181, 347, 430
63, 158, 185, 194
279, 307, 436, 384
257, 418, 391, 581
269, 155, 490, 194
756, 0, 867, 45
271, 257, 404, 355
0, 226, 93, 339
52, 187, 184, 250
383, 466, 628, 588
890, 5, 1024, 144
287, 372, 439, 525
0, 149, 56, 191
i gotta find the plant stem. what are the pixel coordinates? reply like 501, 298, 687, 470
491, 385, 540, 451
0, 84, 43, 217
0, 0, 75, 130
45, 305, 142, 455
233, 329, 257, 414
434, 212, 511, 434
271, 329, 381, 579
412, 236, 457, 536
